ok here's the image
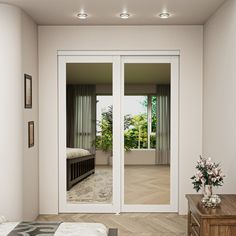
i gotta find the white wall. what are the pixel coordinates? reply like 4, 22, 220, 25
38, 25, 203, 215
124, 150, 156, 165
0, 4, 38, 221
96, 150, 156, 165
22, 12, 39, 220
0, 4, 23, 221
203, 0, 236, 194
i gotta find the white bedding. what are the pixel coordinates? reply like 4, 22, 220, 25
55, 223, 108, 236
0, 222, 19, 236
0, 222, 108, 236
66, 148, 91, 159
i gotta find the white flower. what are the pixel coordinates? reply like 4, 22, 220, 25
200, 161, 205, 168
206, 158, 213, 167
213, 167, 220, 176
212, 177, 216, 182
201, 177, 206, 184
207, 170, 213, 175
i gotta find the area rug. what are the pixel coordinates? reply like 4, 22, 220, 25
67, 166, 112, 204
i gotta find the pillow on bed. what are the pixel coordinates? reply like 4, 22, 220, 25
66, 148, 91, 159
55, 223, 108, 236
0, 216, 7, 224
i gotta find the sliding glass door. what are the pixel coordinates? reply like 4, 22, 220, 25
58, 52, 179, 213
59, 55, 121, 213
121, 56, 178, 212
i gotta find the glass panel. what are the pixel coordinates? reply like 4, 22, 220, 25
124, 96, 148, 150
66, 63, 113, 204
151, 96, 157, 149
124, 63, 171, 205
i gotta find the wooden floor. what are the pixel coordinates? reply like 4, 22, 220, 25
67, 165, 170, 204
37, 213, 187, 236
124, 165, 170, 204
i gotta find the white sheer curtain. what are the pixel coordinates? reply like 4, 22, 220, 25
156, 85, 170, 165
66, 85, 96, 153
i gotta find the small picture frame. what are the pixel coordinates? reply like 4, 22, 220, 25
28, 121, 34, 148
24, 74, 32, 108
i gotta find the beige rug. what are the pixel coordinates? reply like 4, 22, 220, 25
67, 166, 113, 204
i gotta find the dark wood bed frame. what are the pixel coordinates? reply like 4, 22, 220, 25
67, 154, 95, 191
66, 154, 118, 236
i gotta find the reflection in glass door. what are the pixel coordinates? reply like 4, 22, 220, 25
59, 53, 178, 213
121, 57, 179, 212
59, 56, 121, 213
66, 63, 113, 204
123, 94, 171, 205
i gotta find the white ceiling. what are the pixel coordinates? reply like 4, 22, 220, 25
66, 63, 170, 84
2, 0, 226, 25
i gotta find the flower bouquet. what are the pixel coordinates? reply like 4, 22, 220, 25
191, 156, 225, 207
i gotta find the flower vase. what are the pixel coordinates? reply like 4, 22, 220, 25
203, 184, 212, 199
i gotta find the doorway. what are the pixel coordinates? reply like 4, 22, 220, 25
58, 52, 179, 213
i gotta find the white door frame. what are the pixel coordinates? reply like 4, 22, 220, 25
58, 55, 121, 213
58, 51, 179, 213
121, 56, 179, 212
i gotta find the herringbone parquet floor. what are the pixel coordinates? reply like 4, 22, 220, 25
67, 165, 170, 204
124, 165, 170, 204
37, 213, 187, 236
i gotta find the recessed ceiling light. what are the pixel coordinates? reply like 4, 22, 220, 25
159, 12, 170, 19
76, 13, 88, 20
120, 12, 130, 19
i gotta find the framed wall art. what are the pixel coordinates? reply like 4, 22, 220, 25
28, 121, 34, 148
24, 74, 32, 108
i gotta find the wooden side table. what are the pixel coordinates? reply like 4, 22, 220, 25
186, 194, 236, 236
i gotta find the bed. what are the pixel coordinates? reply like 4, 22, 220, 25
0, 221, 118, 236
66, 148, 95, 191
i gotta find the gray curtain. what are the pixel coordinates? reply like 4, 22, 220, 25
67, 84, 96, 153
156, 85, 170, 165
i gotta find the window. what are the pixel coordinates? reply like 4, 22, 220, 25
96, 95, 157, 150
96, 96, 112, 135
96, 95, 113, 151
124, 95, 156, 150
124, 96, 148, 149
150, 96, 157, 149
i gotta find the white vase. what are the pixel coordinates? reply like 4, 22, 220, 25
203, 184, 212, 199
